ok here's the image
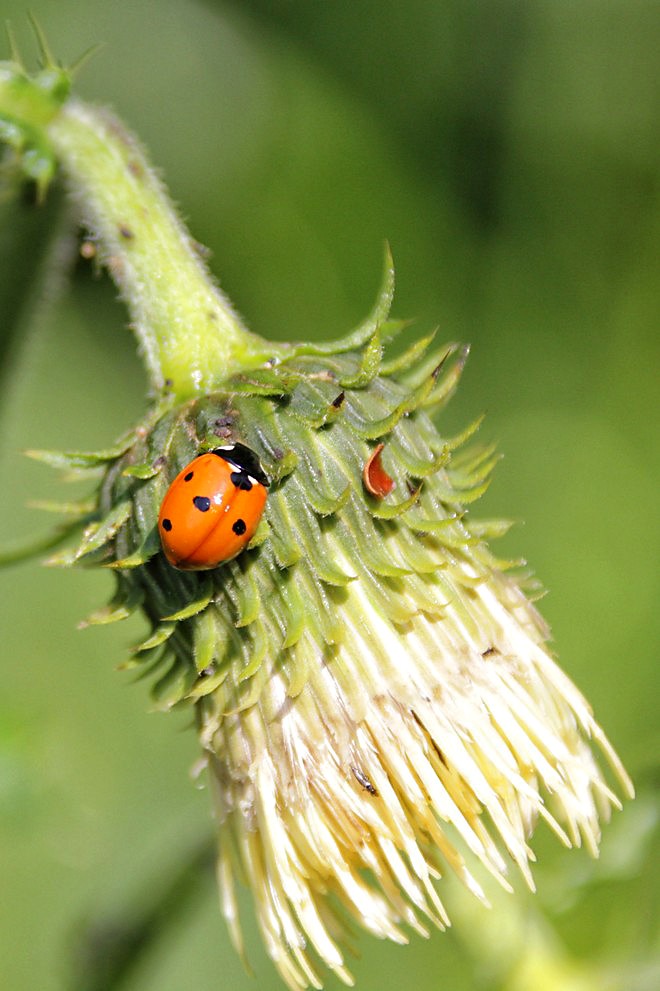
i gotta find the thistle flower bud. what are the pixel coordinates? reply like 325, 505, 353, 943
33, 269, 633, 988
1, 30, 633, 991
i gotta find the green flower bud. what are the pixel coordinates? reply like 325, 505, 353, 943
53, 282, 631, 990
1, 28, 633, 991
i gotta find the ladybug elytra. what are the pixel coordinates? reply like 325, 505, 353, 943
158, 443, 269, 570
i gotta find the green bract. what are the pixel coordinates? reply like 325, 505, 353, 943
32, 274, 504, 714
0, 20, 74, 197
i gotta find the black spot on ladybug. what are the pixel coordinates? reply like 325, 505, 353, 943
230, 471, 253, 491
193, 496, 211, 512
184, 471, 194, 482
232, 518, 247, 536
162, 518, 173, 532
215, 443, 269, 487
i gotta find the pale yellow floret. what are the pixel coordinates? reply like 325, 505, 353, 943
202, 542, 632, 990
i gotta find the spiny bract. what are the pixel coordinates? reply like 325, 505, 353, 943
42, 265, 496, 710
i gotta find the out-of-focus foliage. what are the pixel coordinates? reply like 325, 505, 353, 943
0, 2, 657, 990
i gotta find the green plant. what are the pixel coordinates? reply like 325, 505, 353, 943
0, 23, 636, 991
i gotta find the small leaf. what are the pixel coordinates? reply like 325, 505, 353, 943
44, 545, 83, 568
435, 475, 493, 505
291, 499, 356, 585
285, 646, 310, 698
73, 501, 132, 560
29, 497, 97, 516
367, 485, 422, 519
345, 374, 437, 439
378, 317, 413, 340
229, 367, 298, 397
237, 620, 269, 681
188, 666, 230, 699
270, 531, 303, 569
305, 573, 344, 645
468, 518, 516, 540
246, 517, 270, 550
449, 451, 501, 489
307, 485, 352, 517
487, 553, 527, 573
404, 513, 461, 535
419, 344, 471, 411
232, 569, 262, 628
288, 379, 343, 428
122, 462, 162, 479
390, 421, 451, 479
106, 527, 161, 568
444, 414, 485, 452
352, 567, 416, 624
150, 657, 196, 711
380, 330, 437, 376
266, 491, 304, 568
161, 578, 213, 621
25, 442, 132, 469
79, 583, 144, 628
263, 448, 298, 484
279, 575, 307, 649
193, 608, 217, 673
338, 331, 382, 389
133, 623, 176, 653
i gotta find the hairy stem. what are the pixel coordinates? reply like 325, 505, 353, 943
47, 99, 274, 398
1, 54, 282, 399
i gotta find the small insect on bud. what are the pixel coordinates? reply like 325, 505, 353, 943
362, 442, 395, 498
158, 444, 269, 570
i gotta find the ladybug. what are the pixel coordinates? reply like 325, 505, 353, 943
158, 443, 269, 570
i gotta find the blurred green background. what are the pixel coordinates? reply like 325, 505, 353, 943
0, 1, 658, 989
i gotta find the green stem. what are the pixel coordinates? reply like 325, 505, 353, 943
0, 58, 282, 400
47, 100, 273, 399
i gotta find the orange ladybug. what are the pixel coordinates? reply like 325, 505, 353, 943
158, 443, 269, 570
